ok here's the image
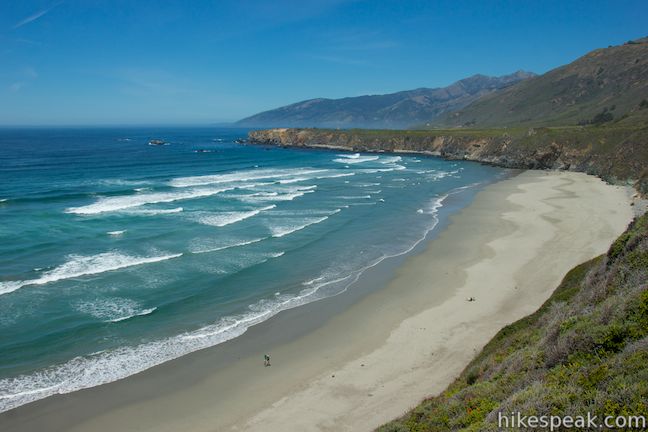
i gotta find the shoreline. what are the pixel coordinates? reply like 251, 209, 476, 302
0, 170, 633, 431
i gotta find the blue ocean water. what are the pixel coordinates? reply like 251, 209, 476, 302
0, 127, 503, 411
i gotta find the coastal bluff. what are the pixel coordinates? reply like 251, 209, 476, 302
248, 127, 648, 195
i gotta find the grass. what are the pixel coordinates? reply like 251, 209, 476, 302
378, 212, 648, 431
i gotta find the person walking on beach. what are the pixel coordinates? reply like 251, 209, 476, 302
264, 354, 271, 367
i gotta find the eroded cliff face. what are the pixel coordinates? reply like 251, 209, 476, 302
248, 128, 647, 195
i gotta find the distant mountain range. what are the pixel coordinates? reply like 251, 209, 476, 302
239, 37, 648, 131
236, 71, 536, 129
433, 37, 648, 128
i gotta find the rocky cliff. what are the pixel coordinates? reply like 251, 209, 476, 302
248, 127, 648, 195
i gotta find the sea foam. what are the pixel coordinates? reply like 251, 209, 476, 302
66, 187, 233, 215
196, 205, 276, 227
0, 252, 182, 296
0, 281, 338, 413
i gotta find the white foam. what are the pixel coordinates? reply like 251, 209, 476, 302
107, 230, 126, 236
269, 216, 330, 238
190, 237, 266, 254
379, 156, 402, 164
237, 187, 315, 203
169, 168, 327, 188
196, 205, 276, 227
0, 275, 354, 413
333, 155, 379, 164
0, 252, 182, 296
127, 207, 183, 215
110, 308, 156, 322
336, 153, 360, 159
316, 172, 355, 180
76, 298, 156, 323
0, 184, 458, 414
66, 187, 233, 215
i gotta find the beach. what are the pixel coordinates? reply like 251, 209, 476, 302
0, 170, 634, 432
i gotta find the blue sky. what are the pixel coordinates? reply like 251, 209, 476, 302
1, 0, 646, 125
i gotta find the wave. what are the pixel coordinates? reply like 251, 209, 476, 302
379, 156, 402, 164
195, 205, 276, 227
127, 207, 183, 215
76, 298, 156, 323
300, 194, 451, 308
332, 155, 379, 164
97, 179, 151, 187
0, 252, 182, 296
66, 187, 233, 215
189, 237, 266, 254
274, 172, 354, 184
236, 187, 316, 203
169, 168, 327, 188
110, 308, 157, 322
107, 230, 126, 236
336, 153, 360, 159
269, 216, 329, 238
268, 208, 340, 238
0, 278, 342, 413
316, 172, 355, 179
421, 195, 448, 215
0, 183, 465, 413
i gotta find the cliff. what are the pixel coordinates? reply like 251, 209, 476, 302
248, 127, 648, 194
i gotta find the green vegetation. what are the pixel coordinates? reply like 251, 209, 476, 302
432, 37, 648, 129
378, 213, 648, 431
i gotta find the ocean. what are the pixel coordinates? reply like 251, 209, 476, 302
0, 127, 504, 412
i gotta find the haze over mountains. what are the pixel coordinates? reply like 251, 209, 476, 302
237, 71, 535, 129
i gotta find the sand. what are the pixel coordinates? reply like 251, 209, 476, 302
0, 171, 634, 432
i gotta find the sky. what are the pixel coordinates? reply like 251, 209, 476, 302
0, 0, 646, 126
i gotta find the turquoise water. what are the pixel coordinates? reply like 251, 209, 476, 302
0, 127, 503, 411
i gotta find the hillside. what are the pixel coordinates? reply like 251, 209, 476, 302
378, 211, 648, 431
236, 72, 534, 129
433, 37, 648, 128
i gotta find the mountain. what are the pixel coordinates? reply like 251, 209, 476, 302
433, 37, 648, 128
236, 71, 535, 129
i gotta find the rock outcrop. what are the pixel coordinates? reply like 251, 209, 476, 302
248, 128, 648, 195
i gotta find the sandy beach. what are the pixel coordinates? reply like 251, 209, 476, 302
0, 170, 634, 432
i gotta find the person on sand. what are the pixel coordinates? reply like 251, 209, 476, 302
264, 354, 271, 367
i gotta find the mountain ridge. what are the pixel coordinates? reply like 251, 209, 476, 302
237, 71, 535, 129
432, 37, 648, 128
